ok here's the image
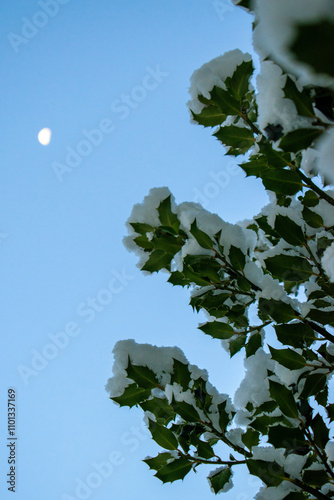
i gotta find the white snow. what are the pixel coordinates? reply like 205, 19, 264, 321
105, 339, 189, 398
316, 128, 334, 185
322, 242, 334, 282
187, 49, 252, 115
234, 348, 274, 408
252, 0, 334, 86
325, 441, 334, 462
256, 60, 312, 133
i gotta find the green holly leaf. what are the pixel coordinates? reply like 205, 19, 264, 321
144, 452, 174, 471
274, 215, 305, 246
302, 468, 329, 486
171, 358, 191, 390
283, 77, 315, 117
214, 125, 255, 155
279, 128, 323, 153
172, 400, 201, 423
191, 106, 227, 127
199, 321, 234, 340
111, 383, 151, 408
242, 428, 260, 450
240, 156, 269, 178
140, 398, 175, 424
210, 86, 242, 115
218, 400, 231, 432
148, 419, 178, 450
133, 234, 154, 251
130, 222, 155, 235
141, 249, 173, 273
261, 169, 303, 196
154, 457, 192, 483
300, 373, 328, 399
269, 346, 306, 370
259, 298, 297, 323
168, 271, 190, 287
157, 196, 180, 232
228, 245, 246, 271
302, 207, 324, 228
265, 255, 313, 283
228, 60, 254, 100
269, 380, 299, 418
302, 190, 319, 207
208, 467, 233, 494
228, 334, 246, 357
126, 358, 159, 389
190, 219, 213, 249
274, 322, 316, 348
291, 21, 334, 78
196, 439, 215, 459
152, 233, 184, 253
307, 308, 334, 326
268, 425, 307, 452
311, 413, 329, 449
247, 460, 286, 486
245, 332, 262, 358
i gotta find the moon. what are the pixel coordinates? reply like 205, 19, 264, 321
38, 128, 52, 146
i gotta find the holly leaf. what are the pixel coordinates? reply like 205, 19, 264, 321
279, 129, 323, 153
228, 60, 254, 100
269, 380, 299, 418
210, 86, 242, 115
261, 169, 303, 195
274, 215, 305, 246
265, 255, 313, 283
242, 428, 260, 450
199, 321, 234, 340
141, 249, 173, 272
290, 21, 334, 78
311, 413, 329, 449
274, 322, 316, 348
208, 467, 233, 494
130, 222, 155, 235
283, 77, 314, 117
148, 419, 178, 450
144, 452, 174, 471
190, 219, 213, 249
300, 373, 328, 399
126, 358, 159, 389
259, 298, 296, 323
269, 346, 306, 370
171, 359, 191, 390
157, 196, 180, 232
155, 457, 192, 483
191, 106, 227, 127
111, 383, 151, 408
229, 245, 246, 270
214, 125, 255, 155
247, 460, 286, 486
302, 207, 324, 228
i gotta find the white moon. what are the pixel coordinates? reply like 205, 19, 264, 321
38, 128, 52, 146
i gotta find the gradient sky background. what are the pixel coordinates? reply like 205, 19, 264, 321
0, 1, 269, 499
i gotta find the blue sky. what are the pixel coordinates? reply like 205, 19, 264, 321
0, 1, 269, 499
